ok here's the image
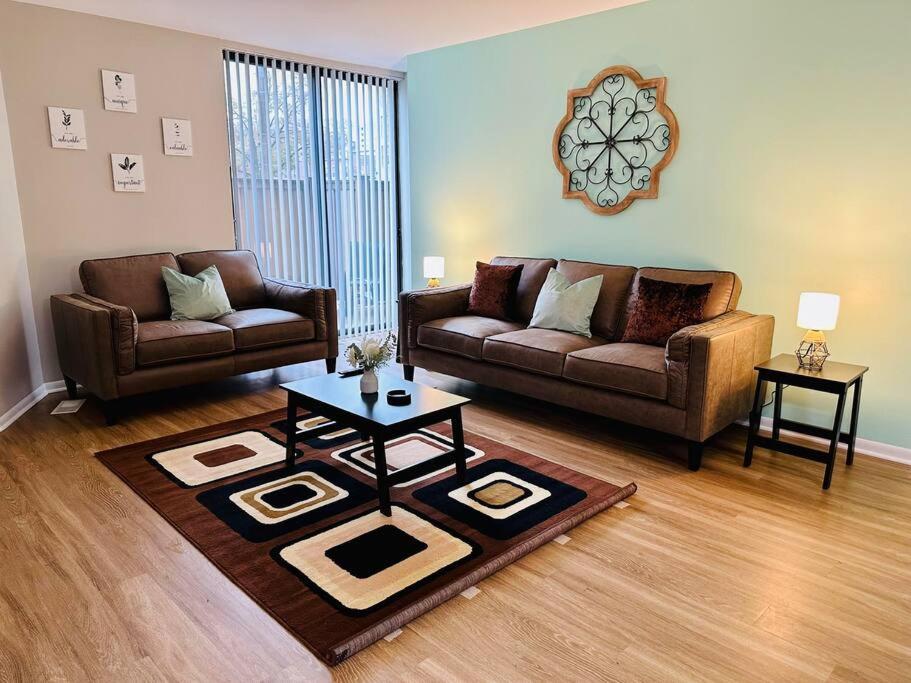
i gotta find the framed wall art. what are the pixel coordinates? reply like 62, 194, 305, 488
47, 106, 87, 150
110, 153, 145, 192
552, 65, 678, 215
162, 118, 193, 156
101, 70, 138, 112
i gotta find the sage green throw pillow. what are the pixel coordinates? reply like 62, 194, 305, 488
529, 268, 603, 338
161, 265, 234, 321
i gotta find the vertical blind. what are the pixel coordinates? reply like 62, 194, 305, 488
223, 51, 400, 336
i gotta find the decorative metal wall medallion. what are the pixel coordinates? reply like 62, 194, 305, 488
552, 66, 678, 215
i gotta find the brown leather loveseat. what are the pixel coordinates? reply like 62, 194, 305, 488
51, 249, 337, 422
398, 257, 774, 470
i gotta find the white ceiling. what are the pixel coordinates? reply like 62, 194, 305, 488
16, 0, 644, 72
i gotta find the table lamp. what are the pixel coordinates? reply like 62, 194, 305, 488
423, 256, 444, 288
796, 292, 839, 371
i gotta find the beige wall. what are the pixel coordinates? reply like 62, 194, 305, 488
0, 0, 238, 381
0, 64, 43, 419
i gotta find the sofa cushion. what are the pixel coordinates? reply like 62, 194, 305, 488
563, 343, 668, 400
80, 252, 178, 321
530, 268, 603, 338
490, 256, 558, 322
417, 316, 524, 359
467, 261, 524, 320
483, 328, 604, 377
177, 250, 267, 310
621, 268, 742, 332
136, 320, 234, 367
214, 308, 315, 350
621, 277, 713, 347
556, 260, 638, 339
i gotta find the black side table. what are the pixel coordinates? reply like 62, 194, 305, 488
744, 354, 868, 489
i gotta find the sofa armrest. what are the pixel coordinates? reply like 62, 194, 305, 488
668, 311, 774, 441
397, 284, 472, 364
264, 278, 338, 358
50, 293, 138, 400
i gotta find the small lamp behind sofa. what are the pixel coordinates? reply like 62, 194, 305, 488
423, 256, 444, 288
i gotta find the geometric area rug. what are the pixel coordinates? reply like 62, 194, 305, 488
96, 408, 636, 666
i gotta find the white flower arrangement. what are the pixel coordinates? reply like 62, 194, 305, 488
345, 331, 397, 371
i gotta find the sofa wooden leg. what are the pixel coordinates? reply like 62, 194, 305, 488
687, 441, 704, 471
325, 357, 337, 374
101, 400, 120, 426
63, 376, 78, 400
403, 364, 415, 381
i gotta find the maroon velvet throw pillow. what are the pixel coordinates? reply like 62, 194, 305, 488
621, 277, 713, 346
467, 261, 523, 320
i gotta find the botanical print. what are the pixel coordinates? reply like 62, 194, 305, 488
101, 70, 137, 112
47, 107, 87, 149
110, 153, 146, 192
162, 118, 193, 156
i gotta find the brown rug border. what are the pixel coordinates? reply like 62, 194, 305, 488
96, 408, 637, 665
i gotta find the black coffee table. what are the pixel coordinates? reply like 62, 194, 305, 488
280, 373, 471, 515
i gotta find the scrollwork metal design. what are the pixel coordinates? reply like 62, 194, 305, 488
552, 66, 678, 215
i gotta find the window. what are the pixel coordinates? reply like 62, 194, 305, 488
223, 51, 400, 336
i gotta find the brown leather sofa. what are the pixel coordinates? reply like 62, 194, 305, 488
51, 249, 338, 422
398, 257, 774, 470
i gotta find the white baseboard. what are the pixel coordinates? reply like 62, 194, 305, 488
0, 380, 71, 432
736, 416, 911, 466
0, 384, 47, 432
44, 380, 68, 394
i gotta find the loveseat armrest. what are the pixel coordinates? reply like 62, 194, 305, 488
50, 293, 138, 400
397, 284, 472, 364
667, 311, 774, 441
264, 278, 338, 358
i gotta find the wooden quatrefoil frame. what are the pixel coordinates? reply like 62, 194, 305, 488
552, 65, 679, 215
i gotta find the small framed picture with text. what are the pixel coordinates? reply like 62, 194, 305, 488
101, 70, 137, 112
47, 107, 87, 149
162, 118, 193, 156
110, 153, 145, 192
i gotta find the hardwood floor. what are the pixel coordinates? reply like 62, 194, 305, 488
1, 361, 909, 681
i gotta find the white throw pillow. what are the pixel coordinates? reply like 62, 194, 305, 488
529, 268, 603, 337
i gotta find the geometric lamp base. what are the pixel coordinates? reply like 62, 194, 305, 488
796, 339, 830, 371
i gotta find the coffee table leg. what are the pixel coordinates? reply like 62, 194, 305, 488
373, 435, 392, 516
285, 393, 298, 467
452, 407, 467, 485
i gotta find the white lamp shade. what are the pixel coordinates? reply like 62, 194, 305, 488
797, 292, 840, 330
423, 256, 445, 279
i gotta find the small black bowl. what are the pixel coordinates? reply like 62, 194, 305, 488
387, 389, 411, 406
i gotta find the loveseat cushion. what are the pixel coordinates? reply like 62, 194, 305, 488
490, 256, 558, 322
563, 343, 668, 400
137, 320, 234, 367
214, 308, 315, 350
556, 260, 638, 339
80, 252, 178, 321
482, 328, 604, 377
417, 316, 524, 359
178, 250, 267, 310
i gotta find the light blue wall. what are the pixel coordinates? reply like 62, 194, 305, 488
406, 0, 911, 448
